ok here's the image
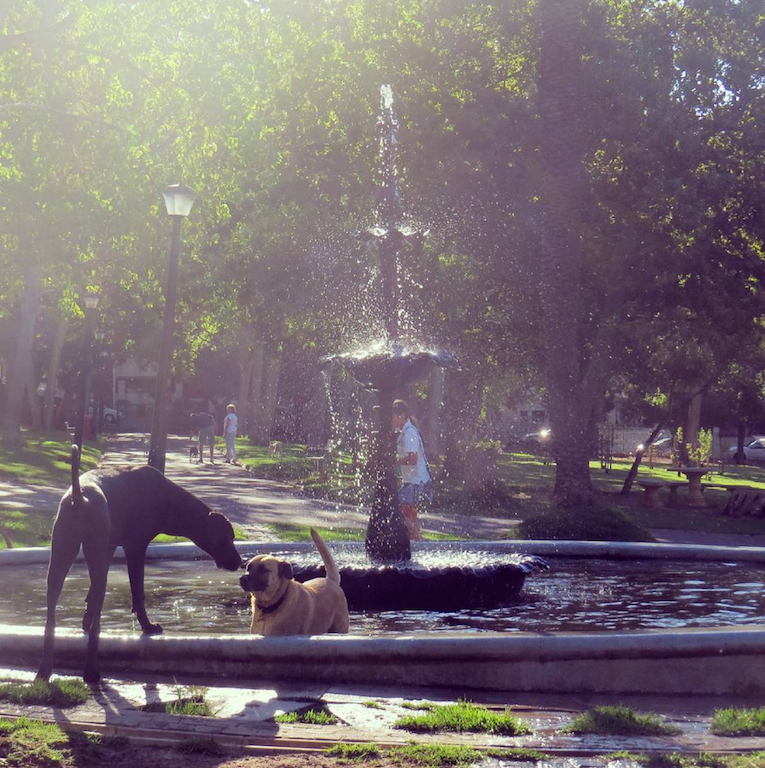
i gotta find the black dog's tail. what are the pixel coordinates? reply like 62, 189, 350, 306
71, 445, 82, 505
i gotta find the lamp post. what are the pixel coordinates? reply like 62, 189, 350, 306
147, 184, 197, 474
92, 329, 106, 436
73, 294, 100, 449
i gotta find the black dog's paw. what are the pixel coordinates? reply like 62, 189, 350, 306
83, 665, 101, 685
142, 622, 163, 636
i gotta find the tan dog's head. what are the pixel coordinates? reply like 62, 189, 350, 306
239, 554, 294, 598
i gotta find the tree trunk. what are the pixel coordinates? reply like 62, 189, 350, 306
440, 368, 486, 482
621, 423, 664, 495
236, 339, 258, 437
245, 341, 265, 442
421, 367, 445, 457
26, 367, 42, 429
258, 350, 282, 445
2, 263, 42, 445
681, 390, 703, 465
43, 312, 69, 428
736, 421, 747, 465
537, 0, 592, 507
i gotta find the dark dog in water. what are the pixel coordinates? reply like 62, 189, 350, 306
37, 446, 243, 684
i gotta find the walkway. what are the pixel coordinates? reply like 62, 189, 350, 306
96, 433, 516, 541
0, 665, 762, 761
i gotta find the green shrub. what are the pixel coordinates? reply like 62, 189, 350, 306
394, 699, 531, 736
711, 707, 765, 736
0, 679, 89, 708
564, 705, 680, 735
275, 706, 338, 725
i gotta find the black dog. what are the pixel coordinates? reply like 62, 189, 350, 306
37, 446, 243, 684
189, 444, 199, 461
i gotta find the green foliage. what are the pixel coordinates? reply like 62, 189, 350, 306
326, 742, 381, 761
510, 506, 654, 542
274, 706, 338, 725
711, 707, 765, 737
563, 705, 681, 736
389, 743, 481, 766
393, 699, 532, 736
0, 432, 101, 487
0, 510, 54, 550
268, 523, 364, 543
0, 679, 89, 708
140, 684, 214, 717
361, 701, 384, 709
399, 701, 435, 711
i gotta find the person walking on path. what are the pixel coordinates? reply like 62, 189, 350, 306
392, 399, 432, 541
190, 411, 217, 464
223, 404, 238, 464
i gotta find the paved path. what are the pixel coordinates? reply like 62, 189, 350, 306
97, 433, 516, 541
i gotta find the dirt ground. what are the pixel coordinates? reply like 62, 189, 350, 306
112, 749, 376, 768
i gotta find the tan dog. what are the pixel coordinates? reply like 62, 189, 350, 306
239, 528, 349, 636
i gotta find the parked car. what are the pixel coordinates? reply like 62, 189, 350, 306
102, 406, 124, 424
507, 428, 551, 454
728, 437, 765, 463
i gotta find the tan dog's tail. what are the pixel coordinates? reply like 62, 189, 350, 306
310, 527, 340, 584
70, 445, 82, 505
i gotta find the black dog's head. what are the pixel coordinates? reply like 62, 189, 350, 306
197, 511, 242, 571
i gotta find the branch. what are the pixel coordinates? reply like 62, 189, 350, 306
0, 103, 132, 133
0, 16, 75, 52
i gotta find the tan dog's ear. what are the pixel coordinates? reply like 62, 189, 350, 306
278, 560, 294, 580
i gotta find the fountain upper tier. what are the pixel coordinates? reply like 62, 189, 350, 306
321, 342, 453, 392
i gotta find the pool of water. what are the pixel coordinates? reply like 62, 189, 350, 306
2, 557, 765, 635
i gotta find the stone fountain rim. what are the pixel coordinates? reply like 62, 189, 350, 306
2, 538, 765, 566
4, 540, 765, 696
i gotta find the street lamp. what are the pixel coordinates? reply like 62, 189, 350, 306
147, 184, 197, 474
73, 294, 100, 449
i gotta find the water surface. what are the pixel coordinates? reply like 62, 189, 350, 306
3, 557, 764, 635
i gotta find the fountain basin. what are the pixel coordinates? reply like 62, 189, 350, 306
292, 557, 548, 611
3, 540, 765, 696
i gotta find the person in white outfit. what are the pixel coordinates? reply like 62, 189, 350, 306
223, 404, 238, 463
392, 399, 432, 541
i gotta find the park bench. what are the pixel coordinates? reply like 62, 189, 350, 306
637, 478, 686, 508
64, 421, 76, 438
637, 479, 668, 508
302, 445, 327, 476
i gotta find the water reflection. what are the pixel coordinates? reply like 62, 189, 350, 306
2, 558, 765, 635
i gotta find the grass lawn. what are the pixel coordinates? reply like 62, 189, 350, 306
0, 429, 101, 486
231, 436, 765, 537
268, 522, 460, 542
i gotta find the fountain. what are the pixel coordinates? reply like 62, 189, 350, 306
316, 85, 548, 605
323, 84, 447, 563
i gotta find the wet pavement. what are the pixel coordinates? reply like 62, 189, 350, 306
0, 665, 762, 758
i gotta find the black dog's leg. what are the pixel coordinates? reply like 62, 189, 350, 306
125, 547, 163, 635
80, 528, 111, 684
36, 518, 81, 681
82, 545, 116, 633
